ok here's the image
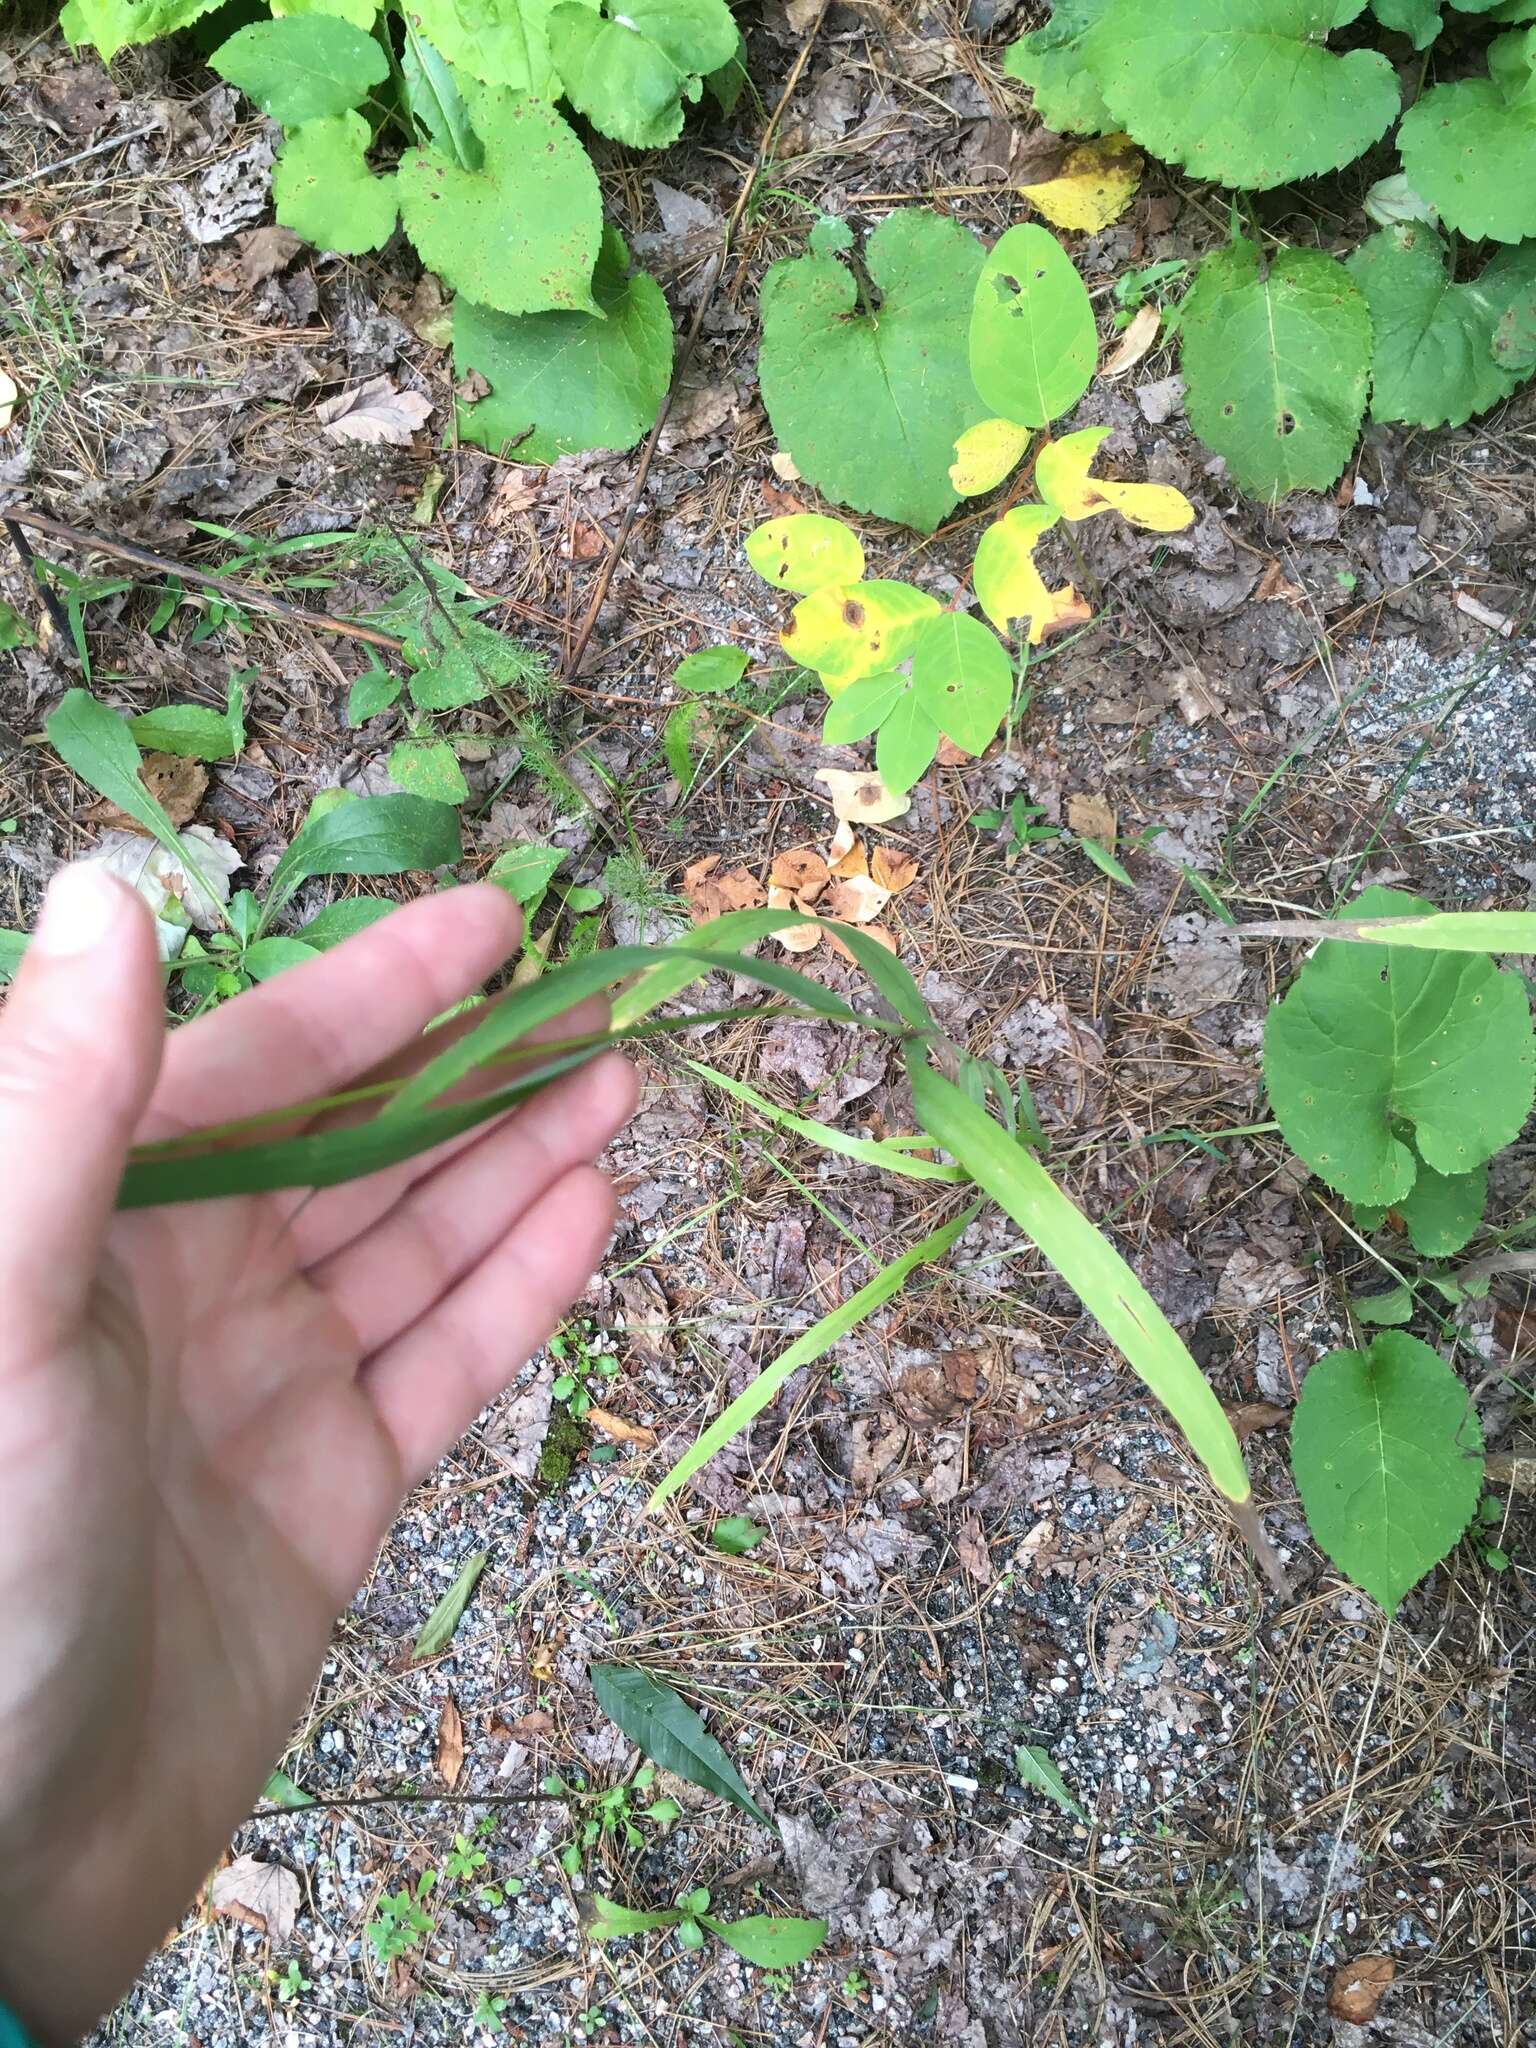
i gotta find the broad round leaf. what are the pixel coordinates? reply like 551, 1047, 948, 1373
454, 229, 672, 461
1003, 0, 1113, 134
972, 505, 1082, 642
1399, 29, 1536, 243
910, 611, 1012, 753
548, 0, 739, 148
210, 14, 387, 124
273, 112, 399, 255
745, 514, 866, 593
404, 0, 562, 92
1347, 225, 1519, 429
399, 89, 601, 316
950, 417, 1032, 496
1369, 0, 1441, 47
702, 1914, 828, 1968
970, 224, 1096, 429
759, 210, 988, 533
1181, 238, 1372, 498
1359, 1158, 1488, 1258
1263, 886, 1536, 1206
1035, 425, 1195, 530
781, 581, 941, 684
1291, 1333, 1483, 1612
1488, 237, 1536, 369
1082, 0, 1400, 190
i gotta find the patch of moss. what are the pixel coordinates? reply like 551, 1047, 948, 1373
538, 1409, 587, 1489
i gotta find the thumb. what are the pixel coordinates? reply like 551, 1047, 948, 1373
0, 865, 164, 1350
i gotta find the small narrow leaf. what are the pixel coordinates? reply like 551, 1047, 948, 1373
675, 646, 750, 695
1291, 1333, 1483, 1611
261, 1767, 317, 1809
1014, 1743, 1089, 1823
412, 1550, 489, 1659
587, 1895, 683, 1941
589, 1665, 770, 1825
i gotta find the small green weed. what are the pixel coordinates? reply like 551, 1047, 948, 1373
269, 1958, 310, 2003
589, 1886, 828, 1967
366, 1870, 436, 1967
471, 1989, 508, 2032
544, 1763, 680, 1875
548, 1321, 620, 1422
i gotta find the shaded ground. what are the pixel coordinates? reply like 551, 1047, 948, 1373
2, 6, 1533, 2046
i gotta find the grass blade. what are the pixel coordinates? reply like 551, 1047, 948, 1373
1241, 910, 1536, 953
907, 1058, 1250, 1504
647, 1204, 978, 1511
685, 1058, 966, 1182
411, 1549, 488, 1659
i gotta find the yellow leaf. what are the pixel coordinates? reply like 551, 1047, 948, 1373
972, 505, 1088, 644
1023, 135, 1142, 234
1036, 426, 1195, 533
781, 580, 940, 686
949, 417, 1032, 496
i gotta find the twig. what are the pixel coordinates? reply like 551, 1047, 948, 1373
251, 1789, 562, 1820
561, 0, 830, 680
0, 123, 158, 198
1, 507, 407, 653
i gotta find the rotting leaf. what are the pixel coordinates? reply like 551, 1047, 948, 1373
436, 1695, 464, 1788
412, 1550, 489, 1660
317, 375, 433, 446
815, 767, 909, 824
589, 1664, 771, 1825
1021, 133, 1142, 233
972, 505, 1086, 643
210, 1855, 301, 1946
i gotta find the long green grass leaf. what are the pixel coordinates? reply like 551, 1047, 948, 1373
907, 1058, 1250, 1504
1241, 910, 1536, 953
648, 1204, 978, 1511
685, 1058, 966, 1182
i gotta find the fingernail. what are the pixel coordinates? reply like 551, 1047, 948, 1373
33, 864, 130, 958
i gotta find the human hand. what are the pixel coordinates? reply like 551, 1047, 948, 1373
0, 869, 635, 2042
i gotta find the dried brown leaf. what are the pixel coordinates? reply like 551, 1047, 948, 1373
769, 846, 830, 897
436, 1696, 464, 1789
1103, 300, 1161, 376
585, 1404, 658, 1448
1329, 1956, 1394, 2025
816, 768, 908, 824
955, 1514, 992, 1584
86, 752, 207, 832
767, 883, 821, 953
870, 845, 919, 892
316, 375, 432, 447
683, 854, 765, 924
210, 1856, 300, 1946
1067, 792, 1116, 850
823, 873, 890, 924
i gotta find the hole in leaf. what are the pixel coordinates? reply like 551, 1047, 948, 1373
1278, 411, 1297, 436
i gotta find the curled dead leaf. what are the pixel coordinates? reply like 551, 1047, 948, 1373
769, 846, 830, 898
1103, 301, 1162, 377
768, 883, 821, 953
86, 752, 207, 832
210, 1855, 300, 1946
823, 874, 891, 924
870, 845, 919, 892
816, 767, 908, 824
956, 1514, 992, 1585
1328, 1955, 1394, 2025
586, 1405, 659, 1448
436, 1696, 464, 1789
827, 820, 867, 878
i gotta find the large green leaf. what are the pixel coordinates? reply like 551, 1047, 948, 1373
907, 1058, 1251, 1504
403, 0, 570, 94
548, 0, 739, 146
758, 210, 988, 532
874, 689, 942, 794
454, 229, 673, 463
397, 88, 601, 316
1370, 0, 1441, 46
969, 224, 1096, 430
1004, 0, 1113, 135
210, 15, 386, 124
1486, 240, 1536, 371
263, 793, 462, 922
1180, 237, 1372, 497
909, 610, 1013, 754
1357, 1156, 1488, 1258
272, 112, 399, 255
1399, 27, 1536, 242
1291, 1333, 1483, 1611
1263, 887, 1536, 1207
45, 689, 206, 886
589, 1665, 769, 1824
62, 0, 224, 60
1082, 0, 1399, 190
1347, 225, 1522, 429
129, 675, 245, 762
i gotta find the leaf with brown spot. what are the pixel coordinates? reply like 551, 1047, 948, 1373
1223, 1401, 1290, 1442
437, 1695, 464, 1788
816, 767, 908, 824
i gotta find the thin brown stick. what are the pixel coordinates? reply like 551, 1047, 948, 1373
2, 507, 407, 654
251, 1789, 561, 1820
562, 3, 830, 681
